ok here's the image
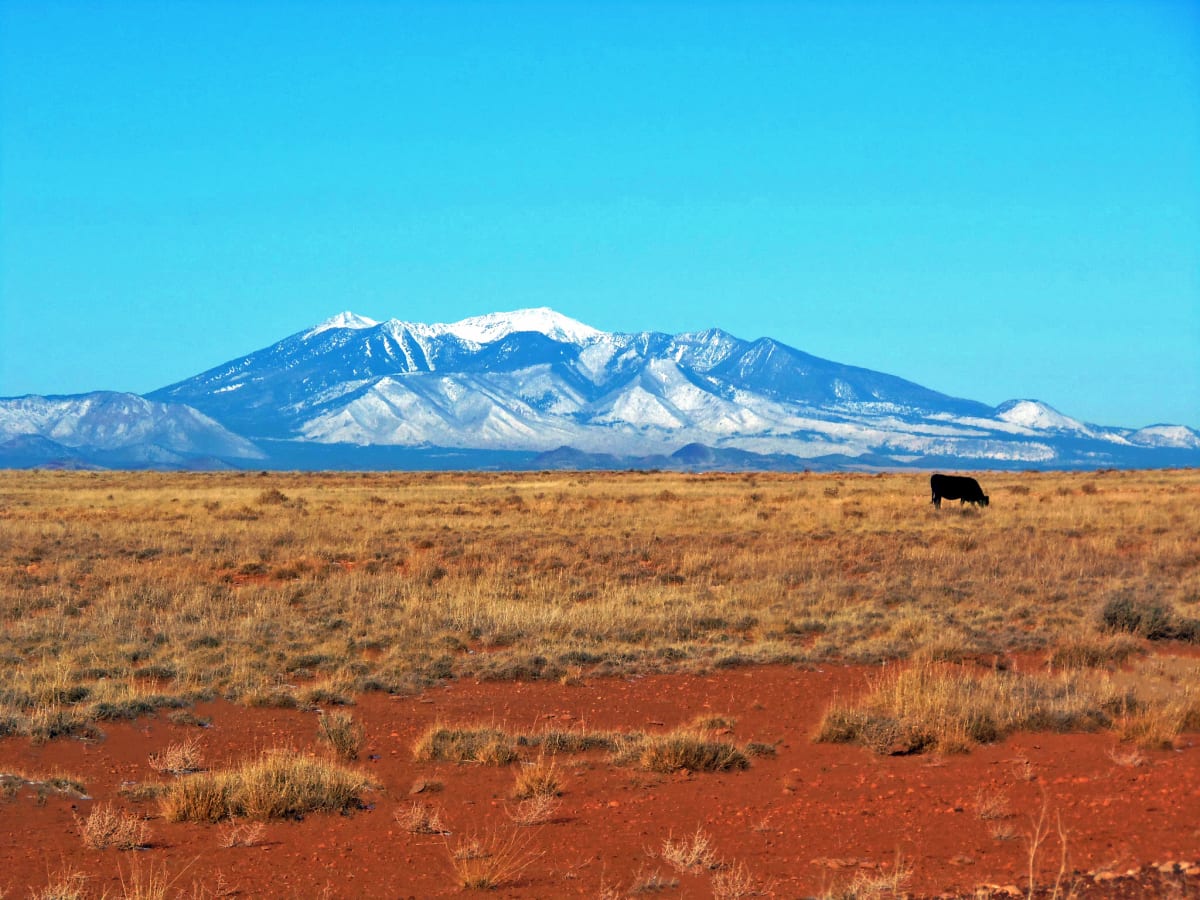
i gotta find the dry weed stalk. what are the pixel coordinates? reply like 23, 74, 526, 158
1024, 792, 1073, 900
444, 827, 542, 890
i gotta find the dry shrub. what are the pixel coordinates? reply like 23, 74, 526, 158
974, 786, 1011, 820
623, 728, 749, 773
160, 748, 372, 822
395, 801, 448, 834
76, 802, 150, 850
628, 868, 679, 894
506, 793, 560, 827
30, 866, 89, 900
317, 711, 365, 761
413, 724, 518, 764
148, 736, 204, 775
660, 827, 721, 873
217, 820, 265, 848
445, 828, 541, 890
711, 860, 768, 899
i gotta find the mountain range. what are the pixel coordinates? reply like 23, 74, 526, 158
3, 308, 1198, 471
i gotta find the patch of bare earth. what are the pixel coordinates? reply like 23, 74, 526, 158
2, 664, 1198, 898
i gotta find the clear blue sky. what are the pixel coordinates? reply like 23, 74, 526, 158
2, 0, 1197, 428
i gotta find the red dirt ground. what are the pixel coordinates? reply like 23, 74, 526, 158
2, 663, 1198, 898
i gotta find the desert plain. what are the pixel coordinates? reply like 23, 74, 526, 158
0, 467, 1198, 899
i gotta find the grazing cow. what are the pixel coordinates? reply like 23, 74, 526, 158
930, 473, 989, 508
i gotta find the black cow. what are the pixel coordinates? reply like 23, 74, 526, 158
930, 473, 989, 508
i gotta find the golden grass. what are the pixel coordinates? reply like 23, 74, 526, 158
814, 659, 1127, 754
445, 827, 541, 890
1, 469, 1198, 741
148, 737, 204, 775
158, 748, 373, 823
412, 724, 519, 765
315, 710, 365, 761
510, 755, 561, 799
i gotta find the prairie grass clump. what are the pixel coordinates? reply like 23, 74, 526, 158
316, 710, 365, 761
159, 748, 372, 822
518, 728, 622, 754
1099, 594, 1199, 642
511, 755, 561, 799
815, 660, 1122, 754
76, 803, 151, 850
1047, 633, 1142, 670
619, 728, 749, 773
413, 725, 519, 765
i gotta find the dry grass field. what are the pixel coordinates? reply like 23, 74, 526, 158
2, 468, 1198, 739
1, 467, 1199, 898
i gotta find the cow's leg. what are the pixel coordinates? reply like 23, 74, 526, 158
932, 493, 941, 508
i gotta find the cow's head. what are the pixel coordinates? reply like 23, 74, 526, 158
981, 494, 990, 507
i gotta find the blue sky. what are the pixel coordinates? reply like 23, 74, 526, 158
2, 0, 1197, 428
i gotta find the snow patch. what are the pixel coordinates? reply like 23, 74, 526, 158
305, 311, 380, 338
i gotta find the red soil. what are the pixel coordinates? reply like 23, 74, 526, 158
2, 664, 1198, 898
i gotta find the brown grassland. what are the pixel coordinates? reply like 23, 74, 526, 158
0, 467, 1198, 898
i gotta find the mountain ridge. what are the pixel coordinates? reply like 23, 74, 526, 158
3, 309, 1197, 470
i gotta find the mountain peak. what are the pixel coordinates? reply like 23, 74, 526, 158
438, 308, 603, 345
306, 311, 380, 338
995, 399, 1091, 433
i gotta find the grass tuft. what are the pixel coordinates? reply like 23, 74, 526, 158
159, 748, 373, 822
316, 711, 366, 761
621, 728, 749, 773
413, 724, 519, 765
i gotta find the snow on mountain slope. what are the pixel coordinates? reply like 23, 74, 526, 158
435, 307, 603, 345
0, 392, 263, 461
1129, 424, 1200, 449
305, 311, 380, 338
126, 307, 1200, 469
995, 399, 1095, 434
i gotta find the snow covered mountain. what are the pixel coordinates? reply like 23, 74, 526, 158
0, 392, 264, 469
130, 308, 1200, 470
